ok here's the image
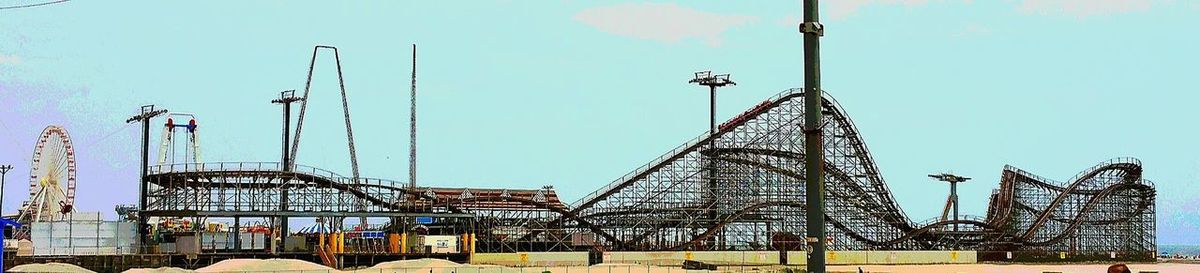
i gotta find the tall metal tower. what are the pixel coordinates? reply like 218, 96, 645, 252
930, 172, 971, 249
409, 44, 418, 200
125, 104, 167, 249
288, 45, 364, 229
688, 71, 736, 132
799, 0, 827, 272
272, 90, 303, 246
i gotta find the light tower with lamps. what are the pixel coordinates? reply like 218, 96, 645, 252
688, 71, 736, 132
689, 71, 736, 249
271, 90, 303, 253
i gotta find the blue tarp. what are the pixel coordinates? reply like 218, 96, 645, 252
0, 218, 20, 228
1, 217, 19, 271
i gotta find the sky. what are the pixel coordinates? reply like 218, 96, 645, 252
1, 1, 1198, 244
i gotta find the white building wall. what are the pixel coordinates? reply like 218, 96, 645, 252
29, 212, 137, 256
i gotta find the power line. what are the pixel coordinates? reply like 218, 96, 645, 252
0, 117, 23, 149
76, 122, 135, 151
0, 0, 70, 10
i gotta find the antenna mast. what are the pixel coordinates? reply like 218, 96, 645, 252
409, 44, 418, 196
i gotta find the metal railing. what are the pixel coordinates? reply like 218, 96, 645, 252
149, 161, 409, 190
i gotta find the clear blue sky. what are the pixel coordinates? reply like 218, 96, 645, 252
1, 1, 1197, 244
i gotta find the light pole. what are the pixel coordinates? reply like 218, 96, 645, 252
272, 90, 303, 253
688, 71, 736, 132
799, 0, 827, 272
689, 71, 735, 249
929, 173, 971, 249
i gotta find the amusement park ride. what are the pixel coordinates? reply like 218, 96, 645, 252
0, 41, 1155, 271
14, 126, 78, 237
7, 113, 203, 240
157, 113, 202, 167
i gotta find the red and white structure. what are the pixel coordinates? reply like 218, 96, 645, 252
20, 125, 77, 224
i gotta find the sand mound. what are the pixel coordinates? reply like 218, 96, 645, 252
369, 258, 462, 269
197, 258, 334, 272
357, 259, 472, 273
122, 267, 196, 273
9, 262, 97, 273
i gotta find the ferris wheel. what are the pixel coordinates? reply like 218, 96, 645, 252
21, 125, 77, 223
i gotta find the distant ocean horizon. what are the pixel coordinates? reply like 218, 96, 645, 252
1160, 245, 1200, 256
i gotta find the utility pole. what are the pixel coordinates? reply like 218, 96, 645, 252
126, 104, 168, 250
272, 90, 303, 251
688, 71, 736, 132
930, 173, 971, 249
0, 164, 12, 216
800, 0, 827, 272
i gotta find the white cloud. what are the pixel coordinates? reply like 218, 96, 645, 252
0, 54, 21, 65
1016, 0, 1163, 17
574, 3, 758, 47
824, 0, 970, 21
954, 23, 992, 37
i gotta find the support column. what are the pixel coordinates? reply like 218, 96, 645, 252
233, 217, 241, 251
140, 119, 150, 246
280, 102, 291, 252
709, 85, 716, 131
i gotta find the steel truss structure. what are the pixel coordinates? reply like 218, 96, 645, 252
142, 88, 1155, 259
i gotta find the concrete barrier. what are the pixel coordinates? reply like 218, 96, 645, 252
787, 250, 976, 265
472, 250, 975, 266
872, 251, 975, 264
472, 252, 589, 267
605, 251, 779, 266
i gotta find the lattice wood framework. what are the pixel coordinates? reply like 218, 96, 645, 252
141, 88, 1156, 259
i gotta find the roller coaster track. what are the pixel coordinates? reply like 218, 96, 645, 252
563, 88, 1155, 253
1015, 161, 1142, 240
144, 162, 433, 214
566, 89, 919, 250
702, 147, 915, 232
591, 158, 1154, 250
144, 157, 1153, 252
1024, 183, 1153, 246
571, 89, 909, 220
436, 196, 627, 249
143, 87, 1154, 256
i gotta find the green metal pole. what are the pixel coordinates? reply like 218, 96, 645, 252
801, 0, 826, 273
